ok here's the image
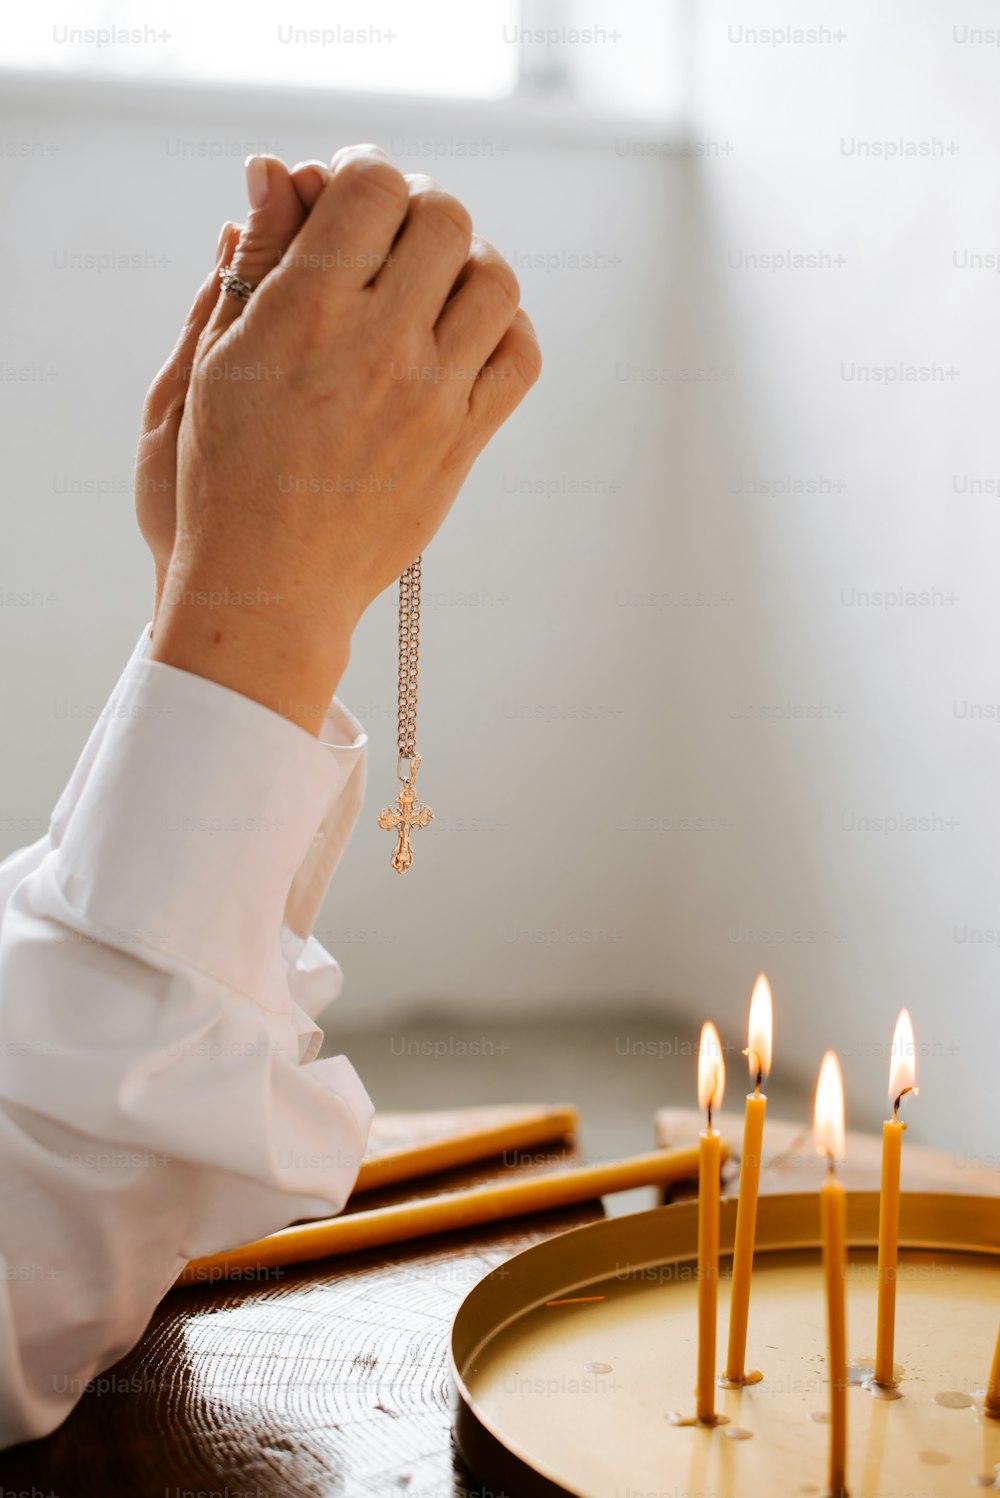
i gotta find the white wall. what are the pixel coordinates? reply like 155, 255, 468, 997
1, 7, 996, 1155
0, 78, 678, 1007
665, 1, 1000, 1152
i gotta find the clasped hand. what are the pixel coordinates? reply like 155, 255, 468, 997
135, 147, 540, 728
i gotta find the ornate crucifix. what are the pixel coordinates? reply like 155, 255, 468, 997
378, 754, 433, 874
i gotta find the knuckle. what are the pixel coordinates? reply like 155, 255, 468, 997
230, 245, 279, 282
476, 257, 520, 313
334, 154, 408, 210
332, 142, 391, 168
410, 188, 473, 244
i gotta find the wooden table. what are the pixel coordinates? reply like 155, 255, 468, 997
1, 1107, 995, 1496
0, 1112, 599, 1498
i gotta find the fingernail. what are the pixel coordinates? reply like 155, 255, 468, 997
245, 155, 269, 210
215, 221, 233, 261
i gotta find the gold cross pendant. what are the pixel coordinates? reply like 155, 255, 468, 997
377, 754, 433, 874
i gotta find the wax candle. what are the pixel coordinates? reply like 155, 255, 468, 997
724, 973, 773, 1384
696, 1020, 726, 1423
355, 1104, 580, 1194
178, 1143, 720, 1283
815, 1050, 848, 1498
986, 1319, 1000, 1416
874, 1008, 918, 1388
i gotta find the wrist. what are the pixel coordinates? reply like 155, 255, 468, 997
150, 563, 352, 734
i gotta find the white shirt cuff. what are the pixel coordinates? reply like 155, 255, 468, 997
54, 656, 351, 1000
50, 626, 367, 953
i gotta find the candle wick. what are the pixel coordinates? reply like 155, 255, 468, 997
892, 1084, 917, 1121
820, 1146, 837, 1179
707, 1101, 713, 1131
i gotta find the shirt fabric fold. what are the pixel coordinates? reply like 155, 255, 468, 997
0, 629, 373, 1446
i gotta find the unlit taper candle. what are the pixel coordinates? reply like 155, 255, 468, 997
353, 1104, 579, 1194
176, 1143, 723, 1286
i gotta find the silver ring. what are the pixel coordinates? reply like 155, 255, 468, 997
220, 265, 255, 303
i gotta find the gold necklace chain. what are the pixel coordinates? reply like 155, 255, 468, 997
396, 557, 421, 767
377, 558, 434, 873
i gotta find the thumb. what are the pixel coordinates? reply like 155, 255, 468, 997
206, 155, 307, 338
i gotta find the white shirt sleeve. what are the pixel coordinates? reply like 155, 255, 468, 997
0, 628, 158, 930
0, 642, 375, 1448
0, 626, 367, 1058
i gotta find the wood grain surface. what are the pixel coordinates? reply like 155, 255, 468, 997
2, 1105, 993, 1497
0, 1110, 598, 1498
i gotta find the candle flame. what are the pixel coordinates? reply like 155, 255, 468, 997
746, 973, 773, 1083
888, 1008, 918, 1103
813, 1050, 846, 1162
698, 1021, 726, 1116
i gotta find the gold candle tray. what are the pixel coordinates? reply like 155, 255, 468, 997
451, 1192, 1000, 1498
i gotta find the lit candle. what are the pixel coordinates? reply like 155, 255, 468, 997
874, 1008, 919, 1388
986, 1319, 1000, 1416
815, 1050, 848, 1498
724, 973, 773, 1384
696, 1020, 726, 1423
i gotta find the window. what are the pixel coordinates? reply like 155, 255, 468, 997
3, 0, 678, 116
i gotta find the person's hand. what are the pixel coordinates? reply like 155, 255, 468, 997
152, 144, 541, 729
133, 221, 239, 616
134, 156, 325, 622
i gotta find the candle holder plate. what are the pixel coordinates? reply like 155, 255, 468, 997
451, 1191, 1000, 1498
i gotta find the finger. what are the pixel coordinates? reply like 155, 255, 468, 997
185, 221, 240, 348
290, 159, 329, 211
144, 221, 241, 428
435, 237, 520, 372
466, 307, 542, 435
206, 155, 307, 339
375, 174, 473, 324
287, 145, 408, 295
